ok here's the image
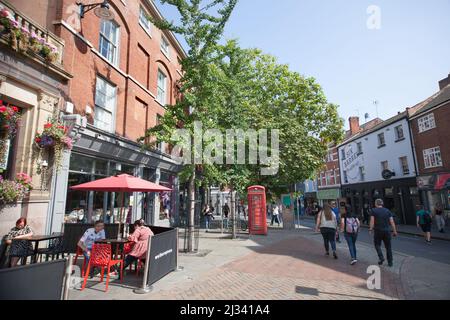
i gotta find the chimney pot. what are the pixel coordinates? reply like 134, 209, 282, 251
349, 117, 360, 135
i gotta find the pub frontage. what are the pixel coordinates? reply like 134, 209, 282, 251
341, 177, 420, 225
47, 123, 182, 234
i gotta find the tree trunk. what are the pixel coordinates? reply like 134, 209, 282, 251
187, 169, 196, 252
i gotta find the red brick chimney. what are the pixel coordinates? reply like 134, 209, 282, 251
439, 73, 450, 90
349, 117, 360, 135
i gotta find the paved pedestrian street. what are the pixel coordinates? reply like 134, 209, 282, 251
69, 222, 450, 300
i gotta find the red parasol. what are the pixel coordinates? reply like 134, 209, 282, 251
70, 174, 172, 237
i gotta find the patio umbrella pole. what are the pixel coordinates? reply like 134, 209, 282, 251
118, 192, 124, 239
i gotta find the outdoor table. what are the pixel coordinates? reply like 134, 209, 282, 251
26, 234, 64, 264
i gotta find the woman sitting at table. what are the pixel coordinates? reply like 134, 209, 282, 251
123, 220, 154, 270
5, 218, 34, 267
77, 220, 106, 264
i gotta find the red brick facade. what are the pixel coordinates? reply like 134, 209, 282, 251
410, 100, 450, 175
13, 0, 184, 144
317, 143, 340, 188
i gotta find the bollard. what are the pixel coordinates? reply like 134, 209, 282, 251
62, 254, 74, 300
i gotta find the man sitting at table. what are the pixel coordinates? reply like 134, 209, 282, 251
77, 220, 106, 267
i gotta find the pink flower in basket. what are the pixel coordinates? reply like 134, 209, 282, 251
62, 136, 73, 150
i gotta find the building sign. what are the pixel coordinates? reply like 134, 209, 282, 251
417, 175, 436, 190
342, 143, 364, 183
317, 188, 341, 200
382, 169, 395, 180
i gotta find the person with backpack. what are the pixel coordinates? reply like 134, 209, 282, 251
340, 205, 360, 265
315, 204, 338, 259
416, 205, 432, 244
369, 199, 398, 267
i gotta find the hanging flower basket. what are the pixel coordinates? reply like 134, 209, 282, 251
35, 119, 73, 172
0, 172, 33, 208
0, 100, 21, 170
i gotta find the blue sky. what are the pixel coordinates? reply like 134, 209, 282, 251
155, 0, 450, 129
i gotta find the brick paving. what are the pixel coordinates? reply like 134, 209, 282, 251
69, 228, 408, 300
146, 235, 403, 300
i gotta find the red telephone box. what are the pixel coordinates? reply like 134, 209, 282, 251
247, 186, 268, 235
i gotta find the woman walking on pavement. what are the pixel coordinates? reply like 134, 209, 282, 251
315, 204, 338, 259
340, 205, 360, 265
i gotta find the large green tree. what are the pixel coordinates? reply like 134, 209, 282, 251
141, 0, 239, 250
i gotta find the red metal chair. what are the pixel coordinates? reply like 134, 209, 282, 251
73, 246, 87, 276
81, 244, 124, 292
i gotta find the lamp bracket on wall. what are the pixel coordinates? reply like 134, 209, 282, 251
77, 1, 115, 20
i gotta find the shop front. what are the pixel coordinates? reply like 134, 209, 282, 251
0, 2, 71, 236
317, 188, 341, 206
341, 178, 419, 225
48, 125, 181, 233
417, 173, 450, 216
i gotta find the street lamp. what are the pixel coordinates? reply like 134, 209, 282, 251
77, 1, 115, 20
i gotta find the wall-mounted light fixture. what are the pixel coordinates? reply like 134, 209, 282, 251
77, 1, 115, 20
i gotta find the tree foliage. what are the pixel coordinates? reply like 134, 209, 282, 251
140, 1, 344, 199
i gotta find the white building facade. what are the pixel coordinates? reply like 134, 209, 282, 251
338, 113, 421, 225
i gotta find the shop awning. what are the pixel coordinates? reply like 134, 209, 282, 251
435, 173, 450, 190
70, 174, 172, 192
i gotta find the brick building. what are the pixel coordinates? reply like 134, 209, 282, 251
409, 73, 450, 214
0, 0, 72, 235
5, 0, 186, 234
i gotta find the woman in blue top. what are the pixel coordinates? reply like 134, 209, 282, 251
416, 205, 432, 244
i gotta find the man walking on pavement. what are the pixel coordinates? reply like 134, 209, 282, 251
369, 199, 398, 267
331, 201, 341, 243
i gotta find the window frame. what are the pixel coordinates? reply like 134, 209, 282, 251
399, 156, 410, 175
99, 19, 120, 66
394, 125, 405, 141
356, 142, 363, 155
94, 76, 117, 133
156, 69, 168, 105
359, 166, 365, 181
418, 113, 436, 133
139, 5, 152, 36
377, 133, 386, 148
160, 35, 170, 58
423, 147, 443, 169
